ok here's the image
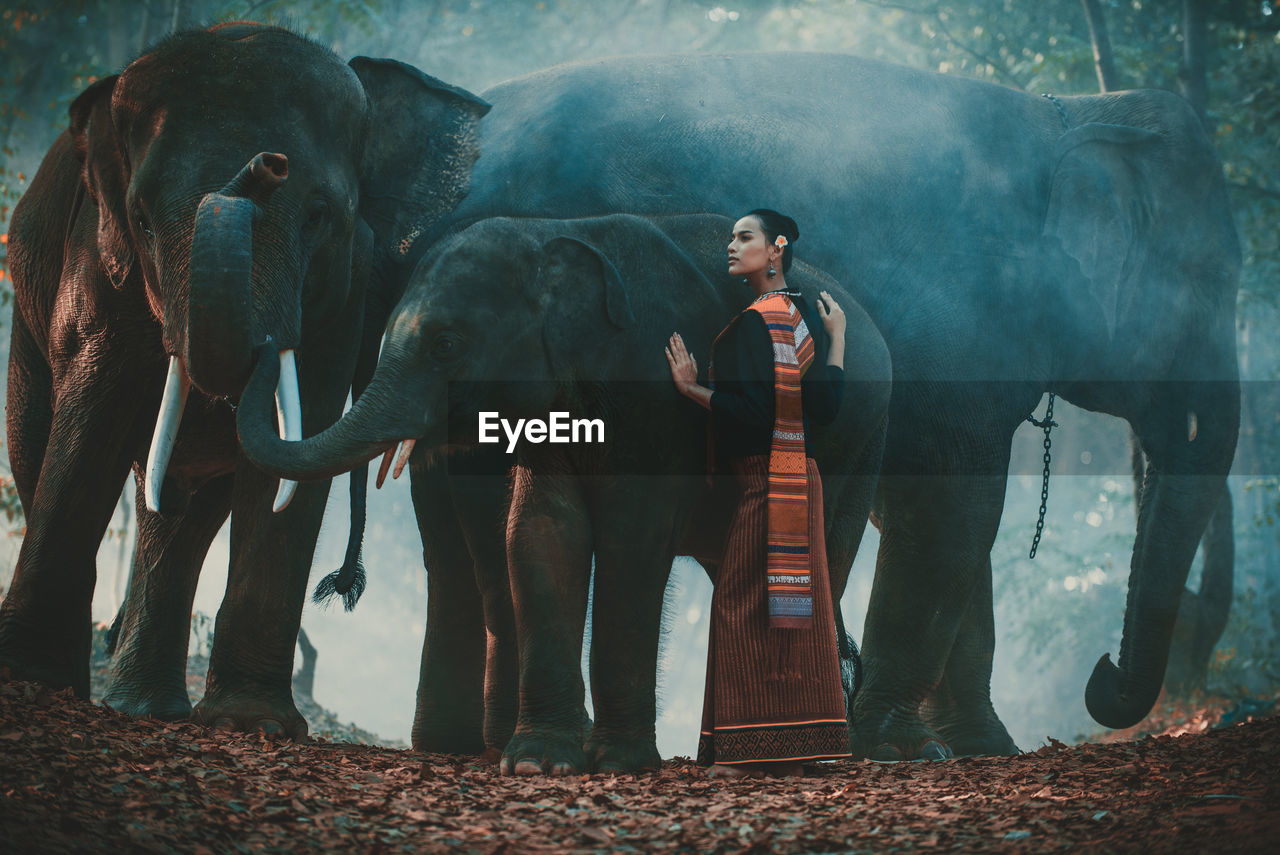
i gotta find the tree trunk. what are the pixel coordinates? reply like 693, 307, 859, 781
293, 628, 317, 699
1180, 0, 1211, 127
1080, 0, 1120, 92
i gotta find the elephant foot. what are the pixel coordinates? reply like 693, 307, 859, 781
584, 733, 662, 773
923, 697, 1020, 756
191, 684, 308, 740
101, 681, 193, 721
931, 716, 1018, 752
850, 701, 953, 762
500, 728, 588, 776
0, 613, 91, 698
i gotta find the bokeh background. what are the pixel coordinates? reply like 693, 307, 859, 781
1, 0, 1277, 755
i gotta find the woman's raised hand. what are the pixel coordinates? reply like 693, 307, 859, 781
665, 332, 698, 394
817, 290, 846, 340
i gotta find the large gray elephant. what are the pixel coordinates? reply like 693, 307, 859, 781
0, 23, 490, 737
343, 52, 1235, 766
237, 213, 892, 771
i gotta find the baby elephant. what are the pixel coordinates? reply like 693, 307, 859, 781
238, 213, 891, 774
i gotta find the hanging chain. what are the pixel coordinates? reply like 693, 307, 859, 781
1027, 392, 1057, 559
1041, 92, 1070, 129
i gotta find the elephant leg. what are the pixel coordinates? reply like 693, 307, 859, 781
823, 434, 883, 711
190, 453, 330, 738
409, 456, 487, 754
822, 423, 884, 601
851, 472, 1008, 761
450, 455, 519, 755
921, 555, 1019, 756
500, 463, 592, 776
583, 479, 682, 773
0, 350, 149, 695
193, 331, 358, 739
5, 306, 52, 515
102, 474, 233, 720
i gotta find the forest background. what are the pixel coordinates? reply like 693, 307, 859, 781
0, 0, 1276, 755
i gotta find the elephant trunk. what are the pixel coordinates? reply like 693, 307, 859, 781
237, 343, 424, 483
184, 152, 288, 397
1085, 387, 1239, 729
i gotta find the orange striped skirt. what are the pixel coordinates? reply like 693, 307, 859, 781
697, 455, 851, 765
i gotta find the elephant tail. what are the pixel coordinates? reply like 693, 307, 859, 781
312, 462, 370, 612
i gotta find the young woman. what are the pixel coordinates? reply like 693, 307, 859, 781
666, 209, 851, 778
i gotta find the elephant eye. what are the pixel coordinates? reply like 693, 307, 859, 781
431, 332, 463, 362
135, 213, 154, 240
304, 200, 330, 232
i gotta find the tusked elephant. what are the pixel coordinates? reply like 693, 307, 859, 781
0, 23, 490, 737
236, 213, 892, 771
287, 51, 1236, 766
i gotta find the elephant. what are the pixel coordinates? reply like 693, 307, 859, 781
283, 51, 1236, 765
0, 23, 491, 738
235, 212, 893, 771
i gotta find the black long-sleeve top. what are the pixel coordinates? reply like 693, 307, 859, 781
709, 292, 844, 460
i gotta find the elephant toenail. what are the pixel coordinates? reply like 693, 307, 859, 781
212, 717, 238, 731
514, 759, 544, 776
868, 744, 905, 762
921, 740, 952, 761
499, 757, 512, 776
257, 719, 285, 738
549, 762, 574, 777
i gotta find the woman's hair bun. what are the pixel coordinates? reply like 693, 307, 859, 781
745, 208, 800, 273
747, 208, 799, 243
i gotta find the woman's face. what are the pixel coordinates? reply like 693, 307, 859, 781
727, 215, 777, 277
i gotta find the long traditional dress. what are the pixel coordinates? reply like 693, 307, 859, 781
696, 289, 852, 766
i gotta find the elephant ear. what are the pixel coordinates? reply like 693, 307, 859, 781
539, 235, 636, 373
70, 74, 133, 289
1042, 123, 1162, 340
350, 57, 491, 267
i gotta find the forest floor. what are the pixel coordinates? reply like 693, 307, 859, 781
2, 674, 1278, 854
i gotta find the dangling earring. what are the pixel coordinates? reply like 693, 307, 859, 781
767, 258, 777, 279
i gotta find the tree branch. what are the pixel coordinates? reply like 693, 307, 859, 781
860, 0, 1030, 90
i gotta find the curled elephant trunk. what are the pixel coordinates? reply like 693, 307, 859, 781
185, 152, 288, 397
1085, 390, 1238, 729
237, 342, 423, 489
148, 153, 294, 515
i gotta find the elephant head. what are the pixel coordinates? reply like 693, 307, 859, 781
233, 216, 676, 481
68, 23, 489, 513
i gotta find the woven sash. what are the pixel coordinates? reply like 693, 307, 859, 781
751, 293, 816, 628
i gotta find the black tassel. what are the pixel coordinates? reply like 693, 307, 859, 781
312, 555, 367, 612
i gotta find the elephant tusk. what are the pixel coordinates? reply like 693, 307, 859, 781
1187, 410, 1198, 443
272, 349, 302, 513
144, 356, 192, 514
393, 439, 415, 480
375, 444, 397, 489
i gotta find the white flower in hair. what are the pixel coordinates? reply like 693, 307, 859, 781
775, 235, 788, 248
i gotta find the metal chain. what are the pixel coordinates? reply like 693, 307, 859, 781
1041, 92, 1070, 129
1027, 392, 1057, 559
